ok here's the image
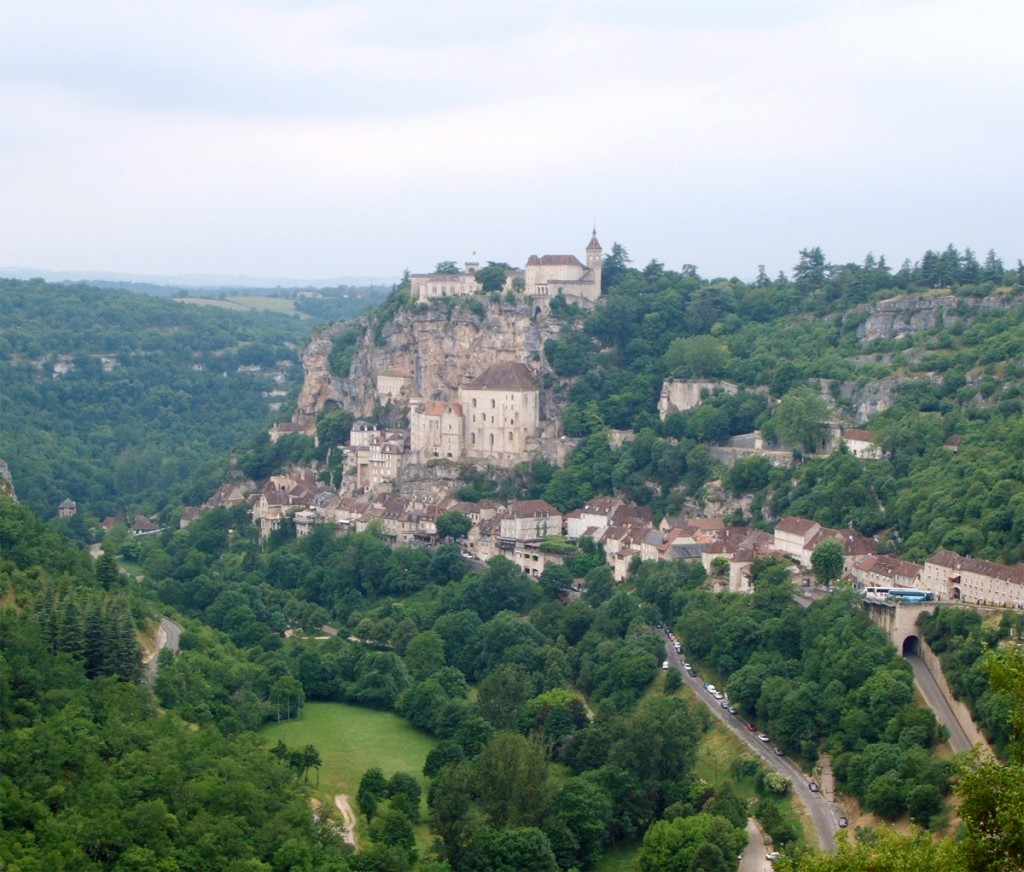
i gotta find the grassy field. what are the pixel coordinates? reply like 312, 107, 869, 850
174, 295, 308, 316
263, 701, 437, 801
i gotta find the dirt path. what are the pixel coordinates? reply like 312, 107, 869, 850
334, 794, 359, 849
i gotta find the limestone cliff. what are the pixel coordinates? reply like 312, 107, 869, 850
853, 292, 1018, 343
295, 299, 569, 427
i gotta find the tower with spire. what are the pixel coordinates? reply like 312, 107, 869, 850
586, 228, 603, 296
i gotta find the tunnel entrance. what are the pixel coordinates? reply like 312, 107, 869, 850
902, 635, 921, 656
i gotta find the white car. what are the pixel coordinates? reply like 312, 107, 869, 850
757, 733, 770, 743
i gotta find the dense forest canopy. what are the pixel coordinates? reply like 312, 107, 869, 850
0, 279, 313, 525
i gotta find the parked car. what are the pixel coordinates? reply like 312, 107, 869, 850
809, 781, 820, 792
757, 733, 770, 743
746, 722, 757, 731
727, 706, 738, 715
766, 851, 781, 861
838, 816, 848, 828
682, 661, 690, 670
713, 691, 724, 699
662, 660, 669, 670
773, 746, 785, 756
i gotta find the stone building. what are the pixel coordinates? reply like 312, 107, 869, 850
408, 362, 540, 467
376, 369, 413, 403
409, 401, 465, 462
657, 380, 739, 420
920, 549, 1024, 607
411, 231, 602, 304
524, 231, 602, 302
459, 362, 539, 464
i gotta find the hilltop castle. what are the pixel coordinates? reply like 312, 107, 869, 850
411, 231, 603, 304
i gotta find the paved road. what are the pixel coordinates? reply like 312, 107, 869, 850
665, 638, 842, 852
740, 818, 771, 872
144, 617, 182, 684
905, 653, 973, 754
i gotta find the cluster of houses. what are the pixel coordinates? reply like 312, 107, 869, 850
181, 473, 1024, 609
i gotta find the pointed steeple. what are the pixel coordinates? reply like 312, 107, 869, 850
587, 227, 601, 252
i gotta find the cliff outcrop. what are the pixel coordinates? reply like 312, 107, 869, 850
295, 300, 569, 425
853, 292, 1018, 343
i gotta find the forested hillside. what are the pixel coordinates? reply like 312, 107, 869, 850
0, 279, 312, 527
533, 244, 1024, 564
0, 497, 348, 871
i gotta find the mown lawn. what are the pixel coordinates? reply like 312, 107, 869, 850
262, 701, 436, 805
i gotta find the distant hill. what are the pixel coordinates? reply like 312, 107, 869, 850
0, 266, 401, 292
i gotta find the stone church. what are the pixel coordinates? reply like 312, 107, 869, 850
409, 362, 540, 466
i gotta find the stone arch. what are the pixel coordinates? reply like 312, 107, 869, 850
902, 634, 921, 656
952, 586, 962, 601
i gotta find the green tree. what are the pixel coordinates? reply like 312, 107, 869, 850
473, 731, 553, 828
436, 510, 472, 541
475, 264, 508, 293
358, 767, 389, 822
403, 630, 446, 681
538, 563, 575, 599
810, 538, 845, 587
763, 386, 830, 453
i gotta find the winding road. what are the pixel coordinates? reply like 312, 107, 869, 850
664, 638, 843, 852
144, 616, 182, 684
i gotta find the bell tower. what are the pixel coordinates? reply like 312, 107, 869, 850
586, 228, 603, 299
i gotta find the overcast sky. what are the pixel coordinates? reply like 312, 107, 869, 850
2, 0, 1022, 284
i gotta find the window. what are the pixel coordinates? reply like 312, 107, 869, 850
491, 399, 495, 409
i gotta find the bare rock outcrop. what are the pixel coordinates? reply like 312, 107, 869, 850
854, 293, 1018, 343
295, 301, 567, 423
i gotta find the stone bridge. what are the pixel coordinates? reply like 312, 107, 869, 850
863, 599, 992, 755
861, 599, 935, 655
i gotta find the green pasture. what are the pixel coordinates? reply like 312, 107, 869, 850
263, 701, 437, 799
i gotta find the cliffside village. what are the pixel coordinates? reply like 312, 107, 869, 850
175, 470, 1024, 611
181, 244, 1023, 613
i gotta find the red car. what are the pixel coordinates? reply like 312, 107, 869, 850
746, 722, 757, 732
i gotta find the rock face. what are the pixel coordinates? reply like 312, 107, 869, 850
295, 300, 568, 427
0, 459, 16, 501
855, 293, 1018, 343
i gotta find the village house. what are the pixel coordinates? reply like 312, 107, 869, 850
852, 554, 922, 590
920, 550, 1024, 608
58, 498, 77, 518
773, 516, 822, 562
566, 496, 653, 540
806, 527, 877, 573
842, 428, 883, 459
